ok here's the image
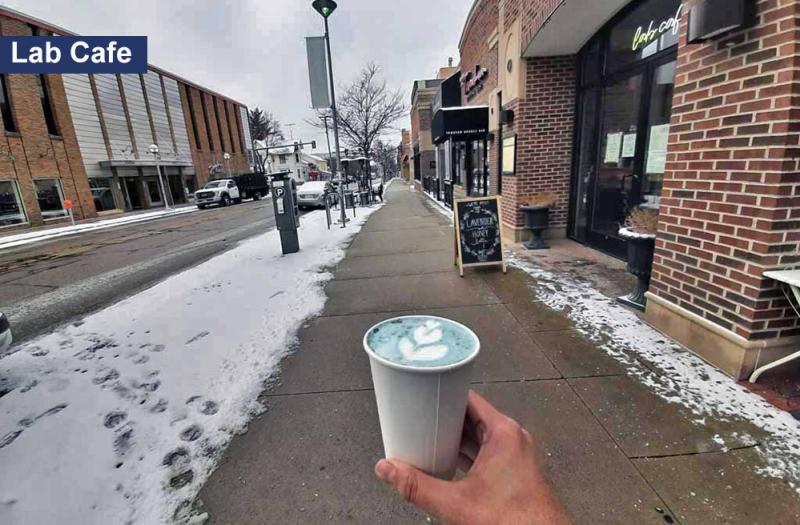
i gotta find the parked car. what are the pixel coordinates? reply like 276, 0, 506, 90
0, 313, 12, 356
232, 173, 270, 201
297, 181, 338, 209
194, 179, 241, 209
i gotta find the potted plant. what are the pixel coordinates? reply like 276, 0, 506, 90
519, 192, 558, 250
617, 206, 659, 311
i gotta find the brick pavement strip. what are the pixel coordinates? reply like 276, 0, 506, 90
198, 181, 800, 525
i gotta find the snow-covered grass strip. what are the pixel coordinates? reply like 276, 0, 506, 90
0, 205, 381, 524
508, 252, 800, 494
0, 206, 199, 251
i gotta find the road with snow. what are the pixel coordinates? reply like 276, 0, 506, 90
0, 199, 309, 347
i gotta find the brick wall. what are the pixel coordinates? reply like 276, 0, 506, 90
517, 0, 562, 54
650, 0, 800, 341
459, 0, 500, 196
460, 0, 499, 104
508, 56, 576, 229
0, 16, 96, 228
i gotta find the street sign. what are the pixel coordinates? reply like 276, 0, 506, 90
275, 187, 285, 198
63, 199, 73, 210
454, 196, 507, 277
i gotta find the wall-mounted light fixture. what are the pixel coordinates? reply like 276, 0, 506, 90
688, 0, 754, 44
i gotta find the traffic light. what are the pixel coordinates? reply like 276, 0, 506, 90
312, 0, 337, 18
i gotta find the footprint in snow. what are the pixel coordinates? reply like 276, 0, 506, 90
185, 332, 209, 345
186, 396, 219, 415
150, 398, 168, 413
93, 367, 119, 385
38, 404, 67, 419
0, 430, 22, 449
163, 447, 191, 468
104, 411, 127, 429
25, 346, 49, 357
114, 423, 134, 457
179, 425, 203, 442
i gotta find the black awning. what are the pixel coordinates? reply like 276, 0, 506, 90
432, 106, 489, 144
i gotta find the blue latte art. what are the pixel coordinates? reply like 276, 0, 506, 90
366, 316, 479, 368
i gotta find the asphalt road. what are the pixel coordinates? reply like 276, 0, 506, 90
0, 199, 295, 349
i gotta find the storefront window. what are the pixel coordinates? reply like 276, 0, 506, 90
0, 180, 26, 226
642, 60, 676, 205
607, 0, 681, 72
452, 142, 465, 186
469, 140, 487, 197
90, 178, 117, 212
34, 178, 67, 219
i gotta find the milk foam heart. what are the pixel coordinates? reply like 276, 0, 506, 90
366, 316, 478, 368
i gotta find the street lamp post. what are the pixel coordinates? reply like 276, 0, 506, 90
223, 152, 232, 178
312, 0, 346, 227
148, 144, 171, 210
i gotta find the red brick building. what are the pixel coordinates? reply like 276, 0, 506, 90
0, 7, 252, 230
444, 0, 799, 379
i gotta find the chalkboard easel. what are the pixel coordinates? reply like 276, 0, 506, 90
454, 196, 507, 277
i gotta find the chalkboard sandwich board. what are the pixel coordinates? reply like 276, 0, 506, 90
454, 196, 507, 277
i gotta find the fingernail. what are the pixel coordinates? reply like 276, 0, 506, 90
374, 459, 395, 483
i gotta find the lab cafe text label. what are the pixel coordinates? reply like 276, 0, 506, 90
0, 36, 147, 74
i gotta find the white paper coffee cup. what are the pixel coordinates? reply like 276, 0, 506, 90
363, 315, 480, 480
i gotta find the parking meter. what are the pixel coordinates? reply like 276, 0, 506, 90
271, 171, 300, 254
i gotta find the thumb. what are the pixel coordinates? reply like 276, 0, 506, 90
375, 459, 460, 519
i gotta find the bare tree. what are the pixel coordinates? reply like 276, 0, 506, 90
372, 139, 398, 181
307, 63, 406, 164
248, 107, 285, 148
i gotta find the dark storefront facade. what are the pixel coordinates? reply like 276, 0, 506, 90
455, 0, 800, 380
571, 0, 681, 258
429, 72, 491, 207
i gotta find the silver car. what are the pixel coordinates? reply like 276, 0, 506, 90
297, 181, 337, 209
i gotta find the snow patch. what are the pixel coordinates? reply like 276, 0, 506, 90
0, 206, 199, 251
0, 206, 381, 524
420, 190, 454, 221
509, 253, 800, 495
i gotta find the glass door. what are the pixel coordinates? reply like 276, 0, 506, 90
146, 178, 164, 207
569, 0, 681, 257
642, 60, 676, 208
587, 73, 644, 255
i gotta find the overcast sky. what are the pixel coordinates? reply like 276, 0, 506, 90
2, 0, 470, 155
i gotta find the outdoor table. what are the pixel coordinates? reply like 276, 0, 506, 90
750, 270, 800, 383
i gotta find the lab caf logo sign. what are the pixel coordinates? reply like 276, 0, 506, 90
0, 36, 147, 74
632, 6, 683, 52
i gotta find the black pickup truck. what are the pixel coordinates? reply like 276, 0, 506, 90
232, 173, 270, 201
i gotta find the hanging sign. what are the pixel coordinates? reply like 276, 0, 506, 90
454, 196, 507, 276
632, 6, 683, 52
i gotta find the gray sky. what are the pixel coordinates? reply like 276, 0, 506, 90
2, 0, 469, 155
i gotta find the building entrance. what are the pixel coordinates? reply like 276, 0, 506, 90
571, 0, 680, 257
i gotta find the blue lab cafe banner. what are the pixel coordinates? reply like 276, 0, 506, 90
0, 36, 148, 74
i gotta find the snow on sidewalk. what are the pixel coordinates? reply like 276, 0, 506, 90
509, 253, 800, 494
0, 206, 199, 251
0, 205, 381, 524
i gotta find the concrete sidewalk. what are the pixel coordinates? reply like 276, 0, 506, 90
199, 181, 800, 524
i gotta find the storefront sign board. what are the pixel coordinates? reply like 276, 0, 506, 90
454, 196, 507, 277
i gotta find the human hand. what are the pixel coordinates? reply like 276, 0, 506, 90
375, 390, 569, 525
